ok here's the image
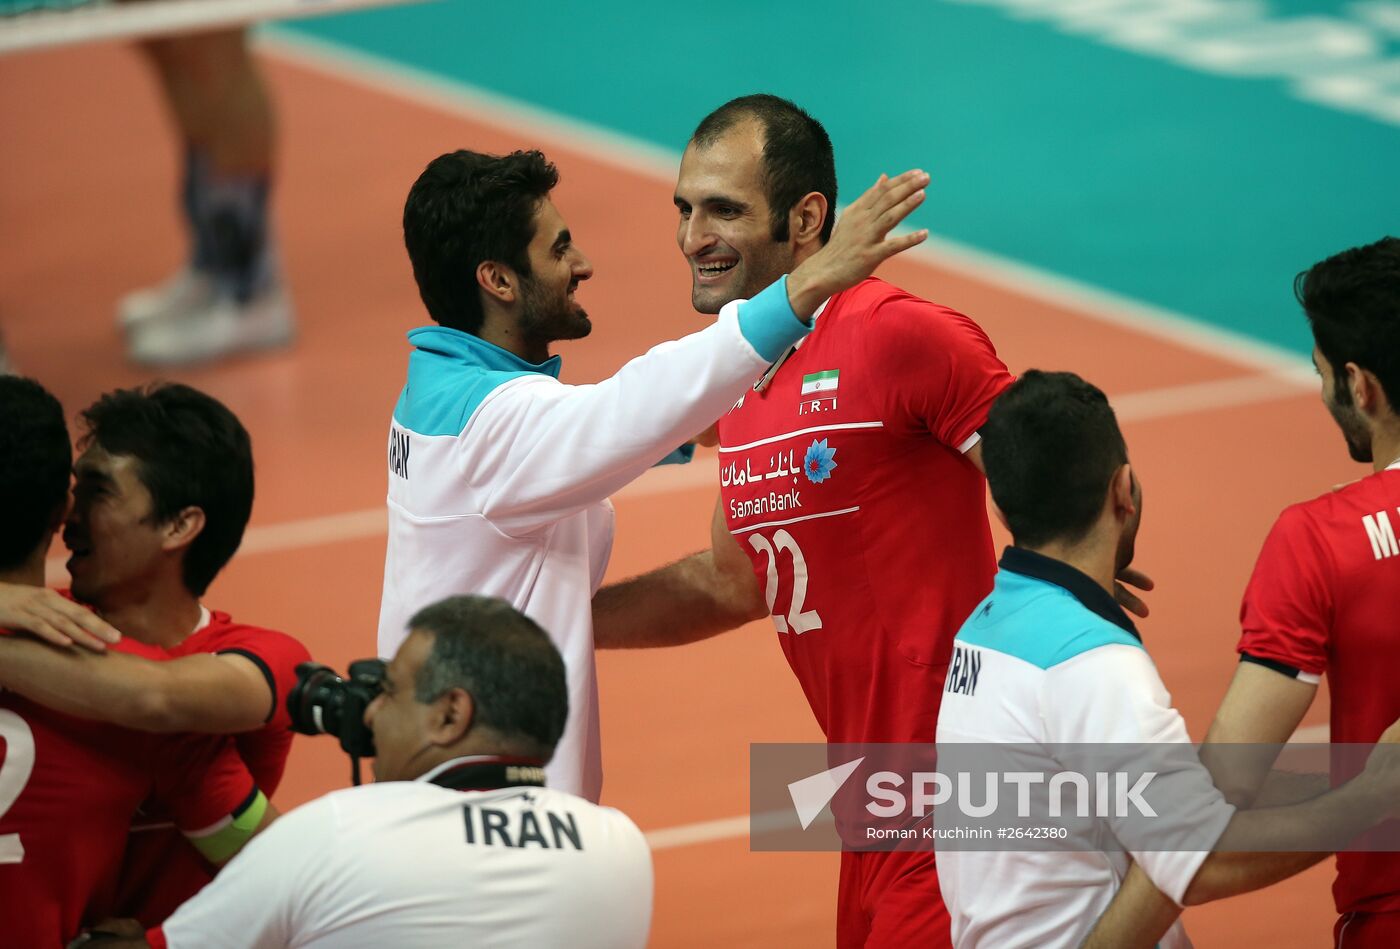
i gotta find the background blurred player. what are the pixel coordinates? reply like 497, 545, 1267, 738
86, 595, 654, 949
118, 25, 293, 365
0, 376, 272, 945
1086, 235, 1400, 948
379, 147, 931, 801
0, 382, 309, 923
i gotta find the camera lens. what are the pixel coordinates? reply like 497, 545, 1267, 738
286, 660, 386, 758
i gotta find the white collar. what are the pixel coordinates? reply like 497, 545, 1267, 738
414, 755, 504, 784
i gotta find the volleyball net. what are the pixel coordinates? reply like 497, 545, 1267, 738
0, 0, 427, 55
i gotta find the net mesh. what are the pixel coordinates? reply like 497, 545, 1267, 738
0, 0, 426, 54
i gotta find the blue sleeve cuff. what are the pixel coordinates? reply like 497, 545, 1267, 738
736, 275, 812, 362
653, 443, 696, 467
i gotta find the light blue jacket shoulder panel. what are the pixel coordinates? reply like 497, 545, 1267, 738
392, 326, 562, 437
955, 570, 1145, 671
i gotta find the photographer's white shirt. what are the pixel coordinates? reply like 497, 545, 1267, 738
153, 758, 653, 949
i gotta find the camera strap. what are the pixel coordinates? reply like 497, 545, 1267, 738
426, 756, 548, 793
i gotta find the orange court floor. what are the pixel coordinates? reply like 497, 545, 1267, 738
0, 39, 1350, 947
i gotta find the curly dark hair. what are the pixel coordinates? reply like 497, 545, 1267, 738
1297, 236, 1400, 410
403, 149, 560, 335
79, 383, 253, 596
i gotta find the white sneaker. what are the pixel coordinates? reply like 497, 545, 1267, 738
127, 283, 295, 366
118, 267, 218, 333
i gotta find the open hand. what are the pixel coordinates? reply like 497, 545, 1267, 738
787, 169, 931, 316
0, 583, 119, 652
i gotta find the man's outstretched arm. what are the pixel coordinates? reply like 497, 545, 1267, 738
1081, 662, 1321, 945
1078, 862, 1180, 949
595, 497, 767, 648
0, 635, 274, 733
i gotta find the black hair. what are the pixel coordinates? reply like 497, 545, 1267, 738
692, 94, 838, 243
1296, 236, 1400, 409
403, 149, 560, 335
79, 383, 253, 596
409, 595, 568, 759
0, 377, 71, 571
981, 371, 1128, 548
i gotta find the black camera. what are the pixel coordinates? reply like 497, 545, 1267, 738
286, 659, 387, 758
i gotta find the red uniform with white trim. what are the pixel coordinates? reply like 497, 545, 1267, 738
1237, 462, 1400, 940
717, 277, 1013, 947
0, 635, 256, 948
115, 609, 311, 926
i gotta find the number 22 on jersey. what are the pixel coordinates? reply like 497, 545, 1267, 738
747, 529, 823, 635
0, 709, 35, 863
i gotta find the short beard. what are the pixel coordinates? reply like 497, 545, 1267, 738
1328, 380, 1374, 463
518, 275, 591, 350
690, 238, 795, 315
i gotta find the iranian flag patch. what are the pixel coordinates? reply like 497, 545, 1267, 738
800, 369, 839, 396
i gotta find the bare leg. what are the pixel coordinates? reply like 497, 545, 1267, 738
140, 29, 274, 177
122, 28, 293, 364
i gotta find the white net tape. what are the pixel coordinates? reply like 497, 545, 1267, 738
0, 0, 427, 55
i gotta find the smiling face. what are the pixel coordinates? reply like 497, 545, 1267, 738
64, 444, 170, 608
515, 197, 594, 350
1314, 346, 1373, 463
674, 121, 796, 314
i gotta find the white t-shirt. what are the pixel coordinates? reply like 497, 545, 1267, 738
158, 759, 654, 949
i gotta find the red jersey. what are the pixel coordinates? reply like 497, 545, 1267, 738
167, 609, 309, 794
0, 636, 254, 947
116, 608, 310, 925
1237, 463, 1400, 915
717, 278, 1013, 743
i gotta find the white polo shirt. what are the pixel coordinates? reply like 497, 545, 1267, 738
377, 280, 810, 801
935, 548, 1235, 949
155, 757, 654, 949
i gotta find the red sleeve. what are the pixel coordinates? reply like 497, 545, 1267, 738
147, 925, 168, 949
866, 296, 1014, 449
1237, 504, 1335, 677
212, 626, 311, 729
149, 733, 257, 834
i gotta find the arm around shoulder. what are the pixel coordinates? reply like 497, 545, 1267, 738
0, 636, 275, 733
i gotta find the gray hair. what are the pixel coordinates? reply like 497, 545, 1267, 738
407, 595, 567, 756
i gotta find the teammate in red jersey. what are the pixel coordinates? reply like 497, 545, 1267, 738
1203, 237, 1400, 946
0, 377, 272, 946
1086, 237, 1400, 948
593, 95, 1150, 947
0, 382, 309, 924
